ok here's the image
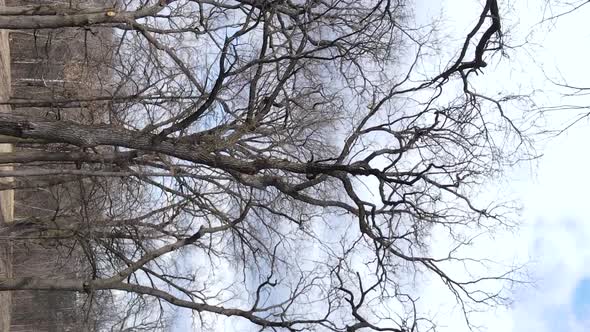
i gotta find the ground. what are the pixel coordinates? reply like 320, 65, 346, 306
0, 0, 14, 327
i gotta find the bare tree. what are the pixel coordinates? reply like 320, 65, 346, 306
0, 0, 534, 331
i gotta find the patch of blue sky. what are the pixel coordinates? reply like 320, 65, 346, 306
572, 278, 590, 322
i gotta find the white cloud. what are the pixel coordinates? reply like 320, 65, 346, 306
409, 1, 590, 331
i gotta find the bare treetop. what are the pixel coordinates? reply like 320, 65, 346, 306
0, 0, 532, 331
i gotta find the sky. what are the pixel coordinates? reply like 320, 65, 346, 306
412, 0, 590, 331
171, 1, 590, 330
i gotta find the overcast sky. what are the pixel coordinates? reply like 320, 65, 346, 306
413, 0, 590, 331
171, 1, 590, 330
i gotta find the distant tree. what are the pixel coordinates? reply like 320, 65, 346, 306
0, 0, 532, 330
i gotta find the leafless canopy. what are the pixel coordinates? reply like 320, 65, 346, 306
0, 0, 531, 330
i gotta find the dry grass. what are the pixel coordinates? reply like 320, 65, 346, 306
0, 0, 13, 328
